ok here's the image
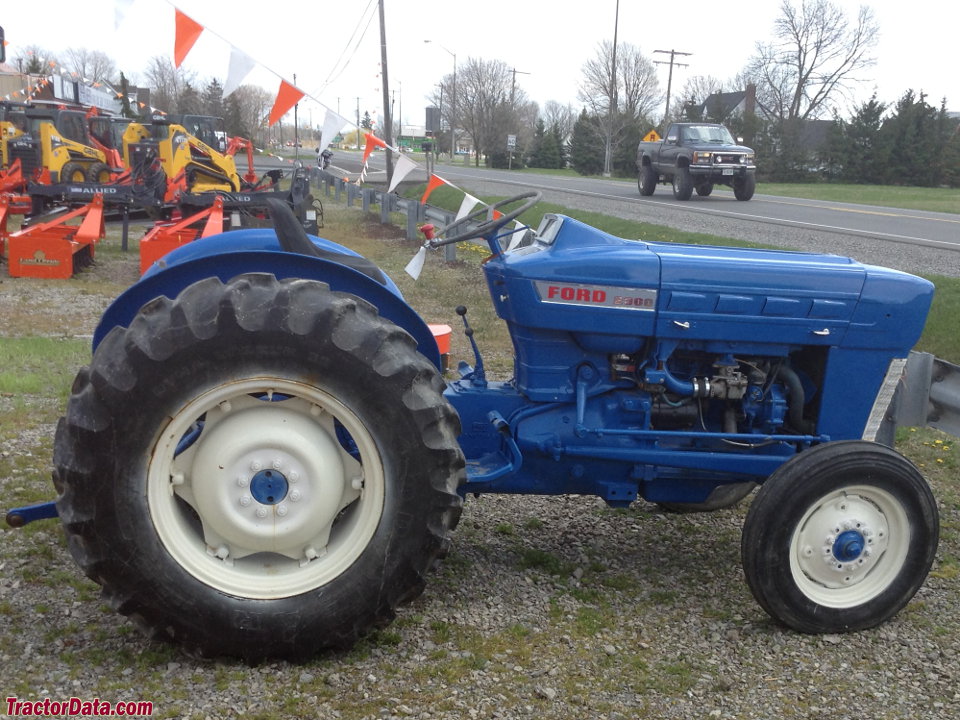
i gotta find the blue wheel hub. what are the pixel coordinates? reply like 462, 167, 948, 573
832, 529, 865, 562
250, 469, 289, 505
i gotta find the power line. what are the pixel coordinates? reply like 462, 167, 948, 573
654, 49, 691, 126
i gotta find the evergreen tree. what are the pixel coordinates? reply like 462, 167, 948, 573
223, 92, 248, 139
569, 110, 604, 175
177, 82, 202, 115
527, 118, 548, 168
829, 94, 889, 183
202, 78, 225, 118
117, 72, 137, 119
538, 130, 562, 169
550, 122, 568, 168
613, 121, 642, 177
881, 90, 941, 186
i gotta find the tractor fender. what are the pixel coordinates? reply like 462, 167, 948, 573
95, 230, 441, 369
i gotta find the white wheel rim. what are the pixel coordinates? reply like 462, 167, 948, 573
789, 485, 909, 608
148, 377, 385, 599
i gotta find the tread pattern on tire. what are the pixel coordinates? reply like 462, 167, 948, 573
54, 273, 465, 660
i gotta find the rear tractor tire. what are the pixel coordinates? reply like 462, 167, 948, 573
53, 273, 465, 661
741, 441, 938, 633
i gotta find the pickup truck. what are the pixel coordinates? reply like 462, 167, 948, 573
636, 122, 756, 201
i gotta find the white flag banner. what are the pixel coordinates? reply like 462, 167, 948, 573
404, 246, 428, 280
455, 193, 480, 221
114, 0, 135, 30
506, 221, 527, 251
388, 154, 418, 193
318, 108, 351, 151
223, 47, 257, 98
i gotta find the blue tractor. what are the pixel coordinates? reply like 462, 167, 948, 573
17, 192, 939, 660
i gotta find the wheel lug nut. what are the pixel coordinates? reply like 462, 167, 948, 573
236, 475, 249, 488
277, 504, 288, 517
250, 460, 262, 471
289, 471, 300, 483
239, 495, 251, 507
255, 507, 267, 518
272, 458, 283, 469
289, 490, 302, 502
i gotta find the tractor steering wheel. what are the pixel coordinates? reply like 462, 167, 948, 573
430, 191, 542, 247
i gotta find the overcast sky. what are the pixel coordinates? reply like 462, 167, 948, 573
1, 0, 954, 131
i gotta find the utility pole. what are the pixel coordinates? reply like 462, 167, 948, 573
378, 0, 394, 184
654, 49, 692, 128
293, 73, 299, 163
604, 0, 620, 177
509, 68, 530, 170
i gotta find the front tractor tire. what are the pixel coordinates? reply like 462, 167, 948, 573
53, 273, 464, 661
741, 441, 938, 634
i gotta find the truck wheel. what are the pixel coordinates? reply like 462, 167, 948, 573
741, 441, 938, 633
671, 167, 693, 200
695, 181, 714, 197
59, 162, 87, 183
53, 273, 465, 661
638, 165, 657, 196
657, 481, 755, 513
733, 174, 756, 201
86, 162, 112, 183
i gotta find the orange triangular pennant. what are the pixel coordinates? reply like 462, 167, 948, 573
421, 174, 448, 204
174, 10, 205, 68
362, 133, 388, 164
268, 79, 305, 126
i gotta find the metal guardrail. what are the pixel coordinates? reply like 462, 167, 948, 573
309, 168, 960, 444
311, 168, 459, 261
896, 352, 960, 438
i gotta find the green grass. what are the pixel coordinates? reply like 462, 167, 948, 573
0, 337, 87, 396
756, 182, 960, 214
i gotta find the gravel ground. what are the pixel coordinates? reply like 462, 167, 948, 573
1, 205, 958, 720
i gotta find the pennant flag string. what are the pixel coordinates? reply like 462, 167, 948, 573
173, 9, 205, 68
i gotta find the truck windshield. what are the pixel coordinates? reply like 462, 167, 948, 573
682, 125, 736, 144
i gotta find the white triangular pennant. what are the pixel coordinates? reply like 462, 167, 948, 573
224, 46, 256, 98
388, 154, 418, 193
455, 193, 480, 221
318, 108, 350, 151
506, 221, 527, 251
404, 246, 428, 280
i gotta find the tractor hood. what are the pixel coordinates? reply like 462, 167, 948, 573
484, 214, 933, 356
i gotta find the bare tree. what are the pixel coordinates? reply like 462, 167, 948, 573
678, 75, 724, 117
143, 55, 196, 115
578, 41, 661, 172
541, 101, 576, 145
449, 56, 513, 165
746, 0, 879, 121
12, 45, 58, 74
63, 47, 117, 85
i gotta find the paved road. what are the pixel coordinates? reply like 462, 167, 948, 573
261, 151, 960, 277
